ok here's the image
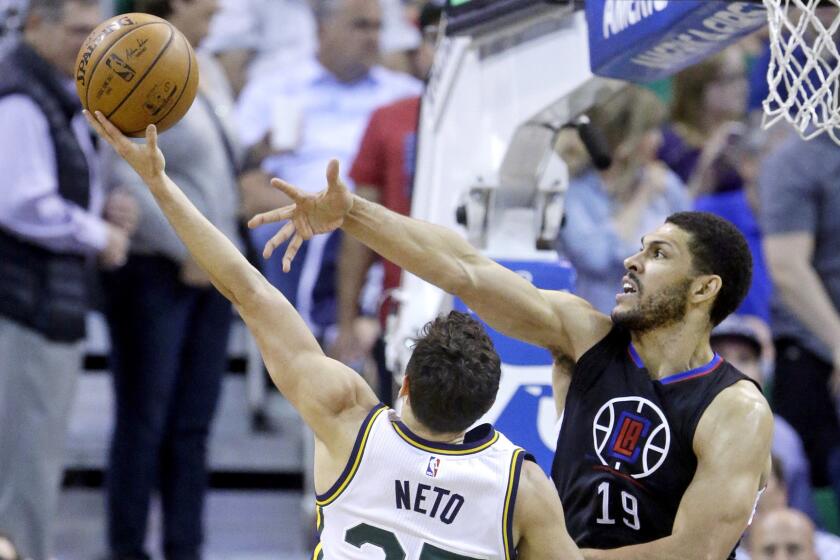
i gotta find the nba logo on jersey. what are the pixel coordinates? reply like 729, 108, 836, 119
426, 456, 440, 477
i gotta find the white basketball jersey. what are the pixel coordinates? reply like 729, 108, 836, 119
313, 405, 527, 560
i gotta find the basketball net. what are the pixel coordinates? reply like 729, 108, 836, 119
762, 0, 840, 144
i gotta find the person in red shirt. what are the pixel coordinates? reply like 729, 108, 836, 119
334, 2, 440, 402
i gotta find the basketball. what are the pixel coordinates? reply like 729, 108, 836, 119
74, 13, 199, 137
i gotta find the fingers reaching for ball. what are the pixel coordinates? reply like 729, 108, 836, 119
84, 110, 166, 181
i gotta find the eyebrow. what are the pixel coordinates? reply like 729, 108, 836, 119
639, 237, 675, 250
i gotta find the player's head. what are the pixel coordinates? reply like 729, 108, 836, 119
612, 211, 752, 332
134, 0, 219, 47
749, 508, 818, 560
314, 0, 382, 80
24, 0, 100, 77
403, 311, 501, 434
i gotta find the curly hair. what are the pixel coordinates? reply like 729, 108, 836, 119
405, 311, 501, 434
666, 211, 752, 326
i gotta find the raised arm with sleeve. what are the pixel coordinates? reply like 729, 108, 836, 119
250, 160, 613, 361
0, 95, 109, 254
84, 112, 378, 450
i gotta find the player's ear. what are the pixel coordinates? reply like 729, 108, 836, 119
398, 376, 410, 399
689, 274, 721, 305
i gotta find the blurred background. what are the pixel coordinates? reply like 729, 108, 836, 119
1, 0, 840, 559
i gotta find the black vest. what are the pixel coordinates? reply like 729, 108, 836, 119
552, 326, 758, 557
0, 43, 92, 342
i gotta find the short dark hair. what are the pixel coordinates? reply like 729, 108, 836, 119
666, 211, 752, 326
405, 311, 501, 434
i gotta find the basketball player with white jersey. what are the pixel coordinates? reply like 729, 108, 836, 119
83, 111, 583, 559
249, 159, 774, 559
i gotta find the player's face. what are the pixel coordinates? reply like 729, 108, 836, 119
611, 223, 695, 332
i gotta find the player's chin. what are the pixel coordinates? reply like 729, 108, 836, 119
610, 299, 636, 323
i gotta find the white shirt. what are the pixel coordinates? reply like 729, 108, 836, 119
315, 407, 524, 559
0, 93, 107, 254
236, 59, 420, 332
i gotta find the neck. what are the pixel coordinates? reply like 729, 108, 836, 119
399, 403, 465, 445
317, 51, 368, 83
629, 316, 714, 380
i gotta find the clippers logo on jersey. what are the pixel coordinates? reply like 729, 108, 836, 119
593, 397, 670, 479
426, 456, 440, 478
609, 411, 651, 462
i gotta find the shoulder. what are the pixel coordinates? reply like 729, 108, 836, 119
761, 133, 838, 186
0, 94, 50, 139
239, 58, 316, 100
370, 66, 422, 95
378, 95, 421, 117
0, 93, 45, 118
515, 459, 558, 520
695, 379, 773, 455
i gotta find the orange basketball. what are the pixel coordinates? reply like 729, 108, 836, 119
75, 13, 199, 137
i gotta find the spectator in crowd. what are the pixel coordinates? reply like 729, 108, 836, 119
203, 0, 421, 96
662, 44, 773, 322
0, 1, 135, 559
738, 458, 840, 560
555, 86, 689, 315
99, 1, 243, 559
202, 0, 317, 95
660, 46, 748, 194
760, 132, 840, 513
236, 0, 420, 342
749, 508, 820, 560
711, 315, 819, 522
335, 0, 441, 402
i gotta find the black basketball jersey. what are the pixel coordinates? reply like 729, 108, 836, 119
551, 326, 759, 555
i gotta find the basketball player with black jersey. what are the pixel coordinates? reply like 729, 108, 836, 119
251, 159, 774, 559
84, 112, 582, 559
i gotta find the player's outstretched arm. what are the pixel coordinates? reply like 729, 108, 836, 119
249, 160, 611, 360
581, 381, 773, 560
84, 112, 378, 444
515, 460, 583, 560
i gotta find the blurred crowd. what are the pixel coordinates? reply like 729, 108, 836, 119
1, 0, 839, 559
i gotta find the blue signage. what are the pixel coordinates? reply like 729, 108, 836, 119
453, 259, 575, 366
586, 0, 767, 82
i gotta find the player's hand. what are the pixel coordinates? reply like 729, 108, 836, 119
247, 159, 353, 272
84, 110, 166, 183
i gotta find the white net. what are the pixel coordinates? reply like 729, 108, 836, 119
762, 0, 840, 144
